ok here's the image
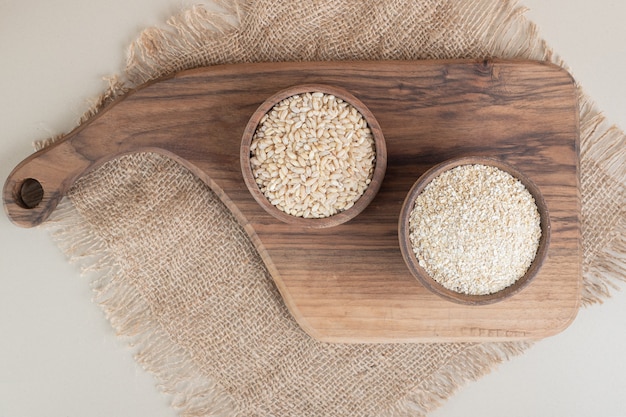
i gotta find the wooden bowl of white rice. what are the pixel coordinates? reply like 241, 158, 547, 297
241, 84, 387, 228
398, 156, 551, 305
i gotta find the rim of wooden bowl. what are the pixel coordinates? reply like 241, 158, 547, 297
241, 84, 387, 228
398, 156, 551, 305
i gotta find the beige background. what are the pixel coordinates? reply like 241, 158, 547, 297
0, 1, 624, 416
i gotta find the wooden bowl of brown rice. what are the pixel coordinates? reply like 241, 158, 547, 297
241, 84, 387, 228
398, 156, 551, 305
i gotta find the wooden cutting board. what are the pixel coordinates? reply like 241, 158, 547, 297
3, 60, 581, 343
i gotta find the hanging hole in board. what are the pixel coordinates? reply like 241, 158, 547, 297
16, 178, 44, 209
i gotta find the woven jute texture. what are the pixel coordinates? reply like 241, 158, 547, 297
41, 0, 625, 416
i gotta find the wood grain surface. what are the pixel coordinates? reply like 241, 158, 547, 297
3, 60, 581, 343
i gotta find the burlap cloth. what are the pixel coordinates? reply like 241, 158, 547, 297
39, 0, 625, 416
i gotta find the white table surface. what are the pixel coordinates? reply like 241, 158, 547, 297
1, 1, 624, 416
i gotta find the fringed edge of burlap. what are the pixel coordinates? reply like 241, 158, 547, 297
384, 341, 532, 416
31, 1, 625, 416
584, 226, 626, 304
42, 198, 237, 417
577, 95, 626, 305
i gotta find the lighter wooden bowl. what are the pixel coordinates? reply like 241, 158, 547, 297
241, 84, 387, 228
398, 156, 551, 305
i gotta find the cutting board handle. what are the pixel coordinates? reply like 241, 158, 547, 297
4, 84, 173, 228
3, 135, 95, 227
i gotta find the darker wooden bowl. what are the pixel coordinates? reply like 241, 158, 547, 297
240, 84, 387, 228
398, 156, 551, 305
